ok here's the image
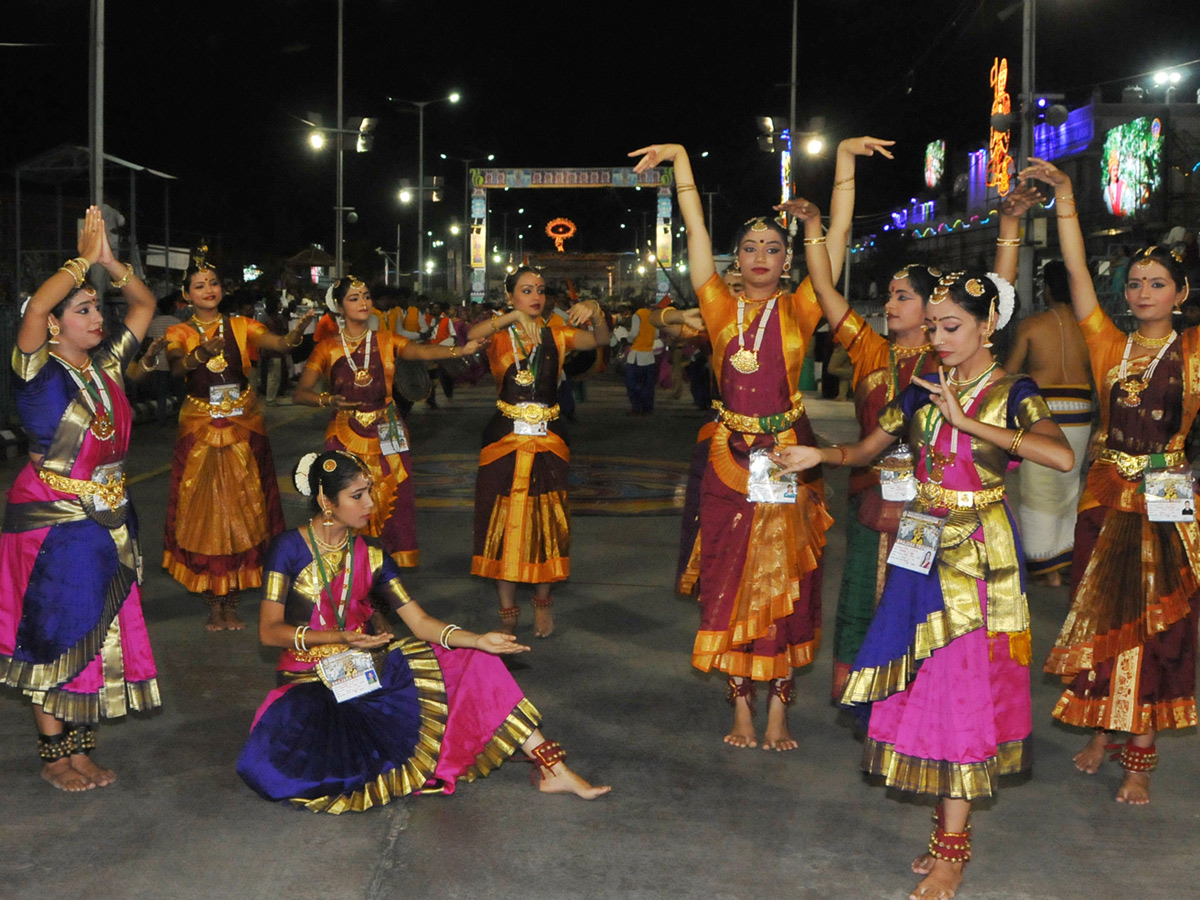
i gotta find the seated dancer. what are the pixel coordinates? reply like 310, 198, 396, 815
237, 450, 610, 812
777, 208, 1074, 900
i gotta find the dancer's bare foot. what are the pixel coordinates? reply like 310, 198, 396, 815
41, 758, 95, 792
912, 852, 935, 876
533, 605, 554, 639
70, 754, 116, 787
724, 691, 757, 748
1073, 731, 1110, 774
205, 606, 225, 631
221, 607, 246, 631
911, 860, 964, 899
762, 697, 798, 751
537, 762, 611, 800
1115, 770, 1150, 805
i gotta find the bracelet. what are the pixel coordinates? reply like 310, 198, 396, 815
284, 331, 303, 348
833, 176, 855, 187
438, 624, 461, 649
490, 314, 501, 334
60, 258, 90, 289
319, 392, 331, 407
1008, 428, 1026, 455
109, 262, 134, 289
1056, 193, 1075, 202
140, 356, 158, 373
1057, 211, 1079, 219
802, 237, 826, 246
293, 625, 310, 653
996, 238, 1021, 247
676, 185, 698, 195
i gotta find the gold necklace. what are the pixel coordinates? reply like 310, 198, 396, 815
893, 342, 933, 358
311, 527, 349, 554
191, 314, 221, 327
1131, 330, 1174, 349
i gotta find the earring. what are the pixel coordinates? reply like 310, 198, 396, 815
323, 507, 333, 525
48, 319, 60, 344
1173, 305, 1183, 316
982, 331, 994, 349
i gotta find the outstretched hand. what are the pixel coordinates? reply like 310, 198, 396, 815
1018, 157, 1070, 189
345, 631, 393, 650
628, 144, 684, 174
912, 367, 969, 429
769, 445, 824, 475
566, 299, 600, 327
839, 136, 896, 159
475, 631, 531, 655
774, 198, 821, 222
1000, 182, 1045, 218
461, 336, 488, 355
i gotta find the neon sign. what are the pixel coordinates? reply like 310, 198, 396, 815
987, 57, 1013, 196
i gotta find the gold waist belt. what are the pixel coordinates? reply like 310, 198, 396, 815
497, 400, 560, 425
349, 406, 390, 427
1099, 448, 1187, 480
38, 468, 127, 510
712, 393, 805, 435
190, 390, 252, 416
918, 481, 1006, 509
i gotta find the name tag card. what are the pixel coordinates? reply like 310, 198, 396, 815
317, 650, 382, 703
378, 419, 410, 455
747, 448, 798, 504
887, 509, 945, 575
1145, 469, 1196, 523
514, 420, 548, 437
208, 385, 244, 418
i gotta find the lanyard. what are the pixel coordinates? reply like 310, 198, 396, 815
307, 526, 354, 630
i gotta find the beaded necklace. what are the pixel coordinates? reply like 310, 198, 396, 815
340, 327, 374, 386
1117, 331, 1175, 408
52, 352, 115, 440
729, 291, 781, 374
307, 524, 354, 630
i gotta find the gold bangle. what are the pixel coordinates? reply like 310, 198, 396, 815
1056, 193, 1075, 202
676, 185, 698, 195
490, 314, 501, 334
1056, 211, 1079, 219
141, 356, 157, 373
832, 444, 848, 467
319, 392, 331, 407
109, 262, 134, 289
1009, 428, 1026, 455
833, 176, 855, 187
802, 237, 826, 246
996, 238, 1021, 247
284, 331, 303, 348
451, 346, 459, 358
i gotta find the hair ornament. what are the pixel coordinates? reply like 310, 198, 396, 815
929, 271, 963, 305
325, 282, 339, 314
985, 272, 1016, 330
191, 244, 215, 272
293, 452, 319, 497
929, 266, 942, 277
747, 217, 770, 232
965, 279, 986, 297
322, 458, 338, 473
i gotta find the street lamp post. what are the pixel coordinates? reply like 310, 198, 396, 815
441, 151, 494, 296
389, 92, 460, 292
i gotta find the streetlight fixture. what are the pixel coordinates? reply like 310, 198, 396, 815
388, 91, 462, 291
300, 111, 377, 277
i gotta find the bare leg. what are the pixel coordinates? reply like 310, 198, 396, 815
1073, 729, 1110, 774
911, 797, 970, 900
67, 725, 116, 787
496, 580, 519, 631
32, 706, 95, 792
723, 677, 757, 748
522, 730, 610, 799
532, 583, 554, 638
203, 592, 225, 632
1115, 729, 1155, 805
762, 676, 798, 751
221, 591, 246, 631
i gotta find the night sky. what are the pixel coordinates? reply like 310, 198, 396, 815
4, 0, 1198, 277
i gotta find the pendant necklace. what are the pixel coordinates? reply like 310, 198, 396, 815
307, 524, 354, 631
729, 291, 780, 375
1117, 331, 1175, 408
923, 362, 997, 483
52, 353, 115, 440
340, 328, 373, 386
510, 324, 539, 387
192, 315, 228, 373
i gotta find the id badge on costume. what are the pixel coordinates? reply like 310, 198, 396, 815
1144, 469, 1196, 523
317, 650, 381, 703
887, 509, 945, 575
208, 384, 243, 418
746, 447, 798, 504
514, 420, 548, 437
89, 462, 127, 512
879, 444, 917, 502
378, 419, 409, 455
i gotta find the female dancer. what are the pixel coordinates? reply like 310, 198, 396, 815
0, 207, 160, 790
163, 248, 312, 631
1025, 157, 1200, 805
237, 450, 609, 811
464, 267, 610, 638
777, 208, 1073, 899
292, 277, 486, 567
779, 169, 1043, 700
629, 141, 872, 750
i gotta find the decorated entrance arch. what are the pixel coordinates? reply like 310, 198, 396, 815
467, 165, 674, 301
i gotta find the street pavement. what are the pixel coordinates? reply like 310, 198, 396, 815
1, 376, 1197, 900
